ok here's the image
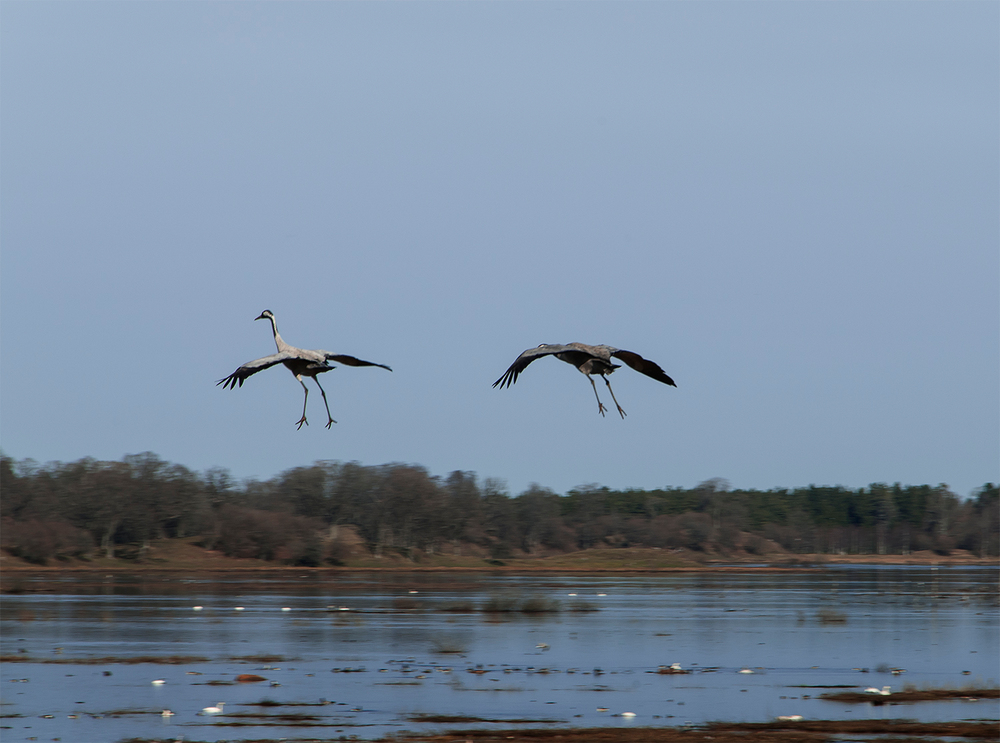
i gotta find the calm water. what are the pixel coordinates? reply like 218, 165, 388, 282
1, 567, 997, 742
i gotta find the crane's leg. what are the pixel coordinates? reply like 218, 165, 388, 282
295, 376, 310, 429
603, 377, 627, 419
313, 377, 337, 428
587, 376, 608, 417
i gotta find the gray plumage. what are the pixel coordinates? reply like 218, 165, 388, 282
218, 310, 391, 429
493, 342, 676, 418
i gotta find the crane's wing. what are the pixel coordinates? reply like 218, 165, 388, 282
320, 352, 392, 372
492, 344, 573, 388
217, 352, 296, 389
611, 350, 677, 387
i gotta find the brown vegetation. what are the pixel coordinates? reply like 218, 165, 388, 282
821, 687, 999, 703
117, 719, 1000, 743
0, 652, 287, 664
408, 714, 563, 724
236, 673, 267, 682
0, 654, 209, 664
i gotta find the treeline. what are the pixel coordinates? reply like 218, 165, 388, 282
1, 453, 997, 565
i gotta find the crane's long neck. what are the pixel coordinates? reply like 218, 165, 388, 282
266, 315, 290, 352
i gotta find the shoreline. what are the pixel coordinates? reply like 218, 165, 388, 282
2, 546, 996, 576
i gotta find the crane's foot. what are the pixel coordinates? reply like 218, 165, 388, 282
616, 405, 627, 419
296, 416, 309, 430
325, 417, 337, 429
598, 402, 607, 417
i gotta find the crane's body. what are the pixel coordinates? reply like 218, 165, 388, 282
493, 342, 675, 418
218, 310, 391, 429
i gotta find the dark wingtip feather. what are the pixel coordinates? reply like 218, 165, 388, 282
493, 368, 518, 389
612, 349, 677, 388
217, 374, 243, 390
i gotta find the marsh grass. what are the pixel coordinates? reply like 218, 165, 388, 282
431, 636, 470, 654
0, 650, 290, 666
901, 679, 998, 694
519, 596, 561, 614
113, 720, 1000, 743
229, 653, 286, 663
244, 699, 333, 707
0, 654, 209, 664
441, 599, 477, 612
391, 596, 422, 612
816, 608, 848, 624
481, 593, 561, 614
408, 713, 563, 724
481, 595, 519, 613
821, 685, 999, 703
223, 712, 322, 721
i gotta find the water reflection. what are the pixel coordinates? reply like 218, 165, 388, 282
1, 567, 997, 743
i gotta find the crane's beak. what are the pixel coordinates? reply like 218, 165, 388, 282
254, 313, 267, 321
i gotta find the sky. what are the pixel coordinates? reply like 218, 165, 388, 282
2, 2, 997, 499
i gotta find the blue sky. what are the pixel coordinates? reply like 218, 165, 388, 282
2, 2, 997, 497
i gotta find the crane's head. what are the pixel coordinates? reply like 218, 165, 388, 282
255, 310, 274, 322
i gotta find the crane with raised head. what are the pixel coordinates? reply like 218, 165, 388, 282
493, 342, 675, 418
218, 310, 391, 429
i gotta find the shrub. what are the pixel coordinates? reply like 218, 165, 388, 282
679, 512, 713, 551
2, 519, 93, 565
212, 506, 324, 563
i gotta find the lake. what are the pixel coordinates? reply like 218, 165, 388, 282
1, 566, 997, 742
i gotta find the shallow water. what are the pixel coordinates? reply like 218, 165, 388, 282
2, 566, 997, 742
